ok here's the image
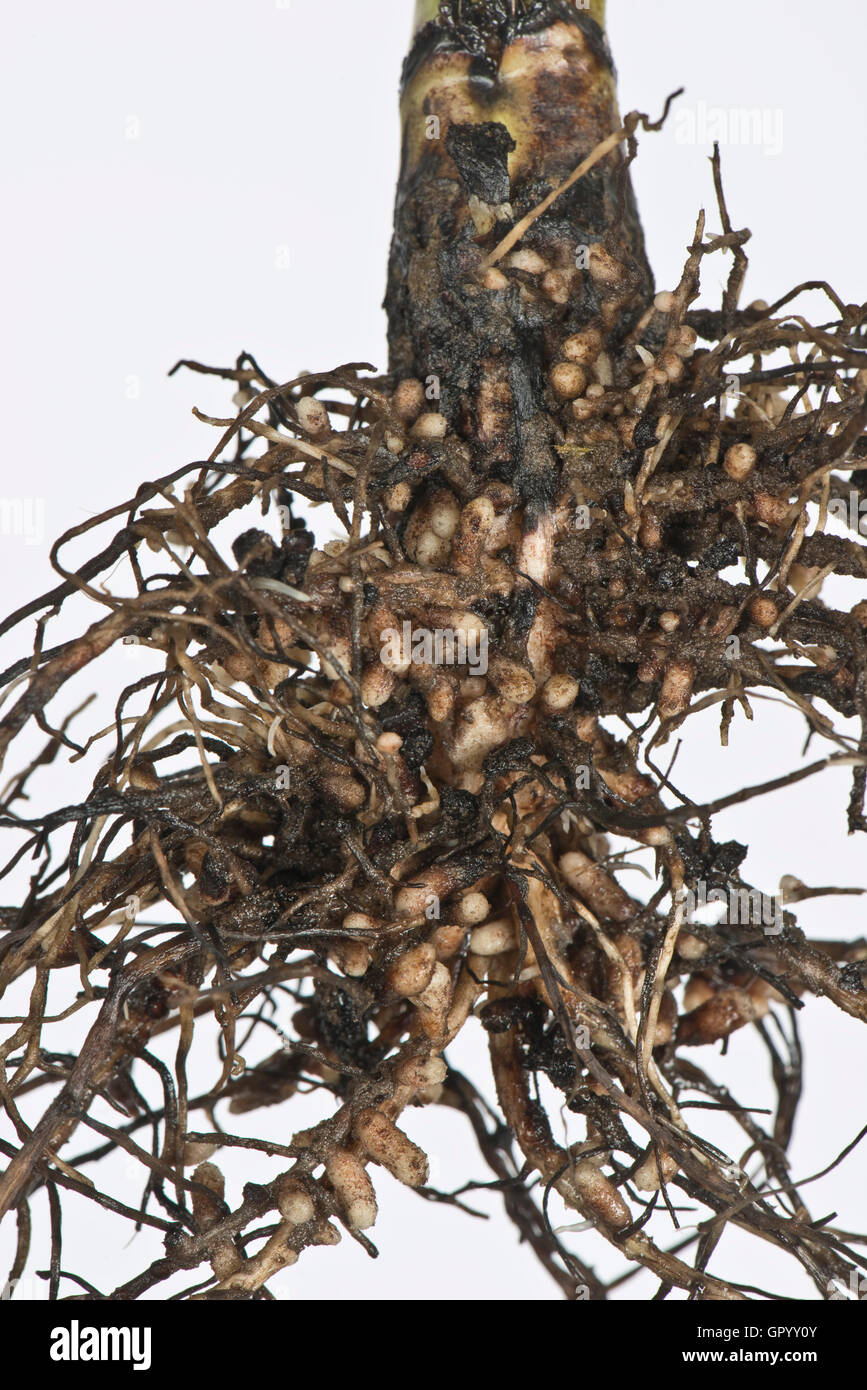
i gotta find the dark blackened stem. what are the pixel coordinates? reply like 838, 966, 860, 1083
414, 0, 606, 27
385, 0, 653, 475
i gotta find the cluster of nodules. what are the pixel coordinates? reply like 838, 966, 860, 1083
186, 1078, 436, 1294
325, 276, 860, 737
483, 247, 698, 429
174, 291, 857, 1274
276, 827, 792, 1245
187, 730, 816, 1272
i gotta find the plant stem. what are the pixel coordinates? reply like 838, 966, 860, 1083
387, 0, 651, 479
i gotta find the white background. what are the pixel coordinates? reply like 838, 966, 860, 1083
1, 1, 866, 1301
